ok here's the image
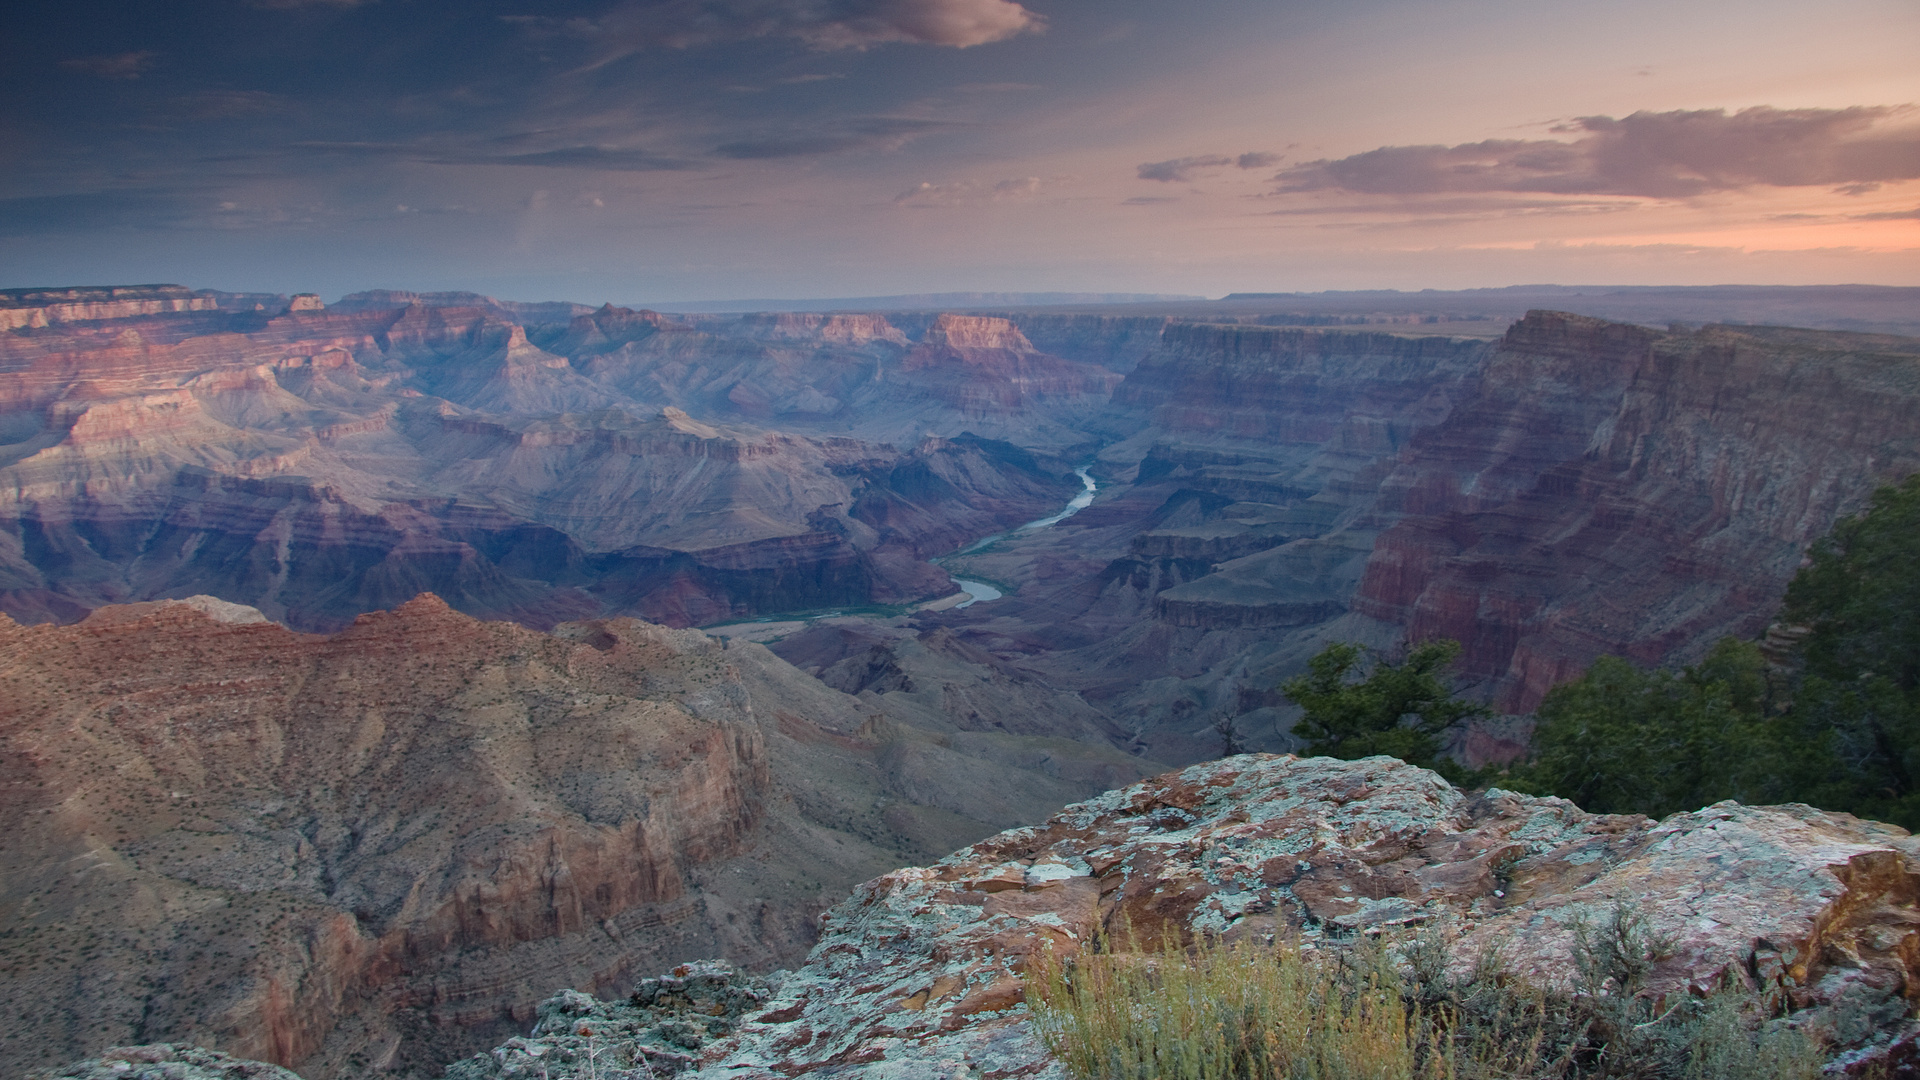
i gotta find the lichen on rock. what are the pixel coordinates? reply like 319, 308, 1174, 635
442, 961, 779, 1080
44, 1044, 303, 1080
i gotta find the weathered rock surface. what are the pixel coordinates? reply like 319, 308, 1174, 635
42, 1044, 304, 1080
399, 754, 1920, 1079
0, 596, 1160, 1079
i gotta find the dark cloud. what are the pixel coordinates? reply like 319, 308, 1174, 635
581, 0, 1042, 59
1138, 151, 1278, 181
1853, 206, 1920, 220
60, 51, 158, 80
1275, 107, 1920, 199
716, 116, 961, 158
1137, 155, 1231, 182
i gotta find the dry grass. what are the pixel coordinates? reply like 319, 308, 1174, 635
1025, 916, 1833, 1080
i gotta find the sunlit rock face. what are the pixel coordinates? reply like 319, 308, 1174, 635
0, 595, 1162, 1078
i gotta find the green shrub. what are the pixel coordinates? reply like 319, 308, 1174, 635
1281, 639, 1488, 783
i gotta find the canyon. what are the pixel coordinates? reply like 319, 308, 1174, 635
0, 595, 1156, 1077
7, 283, 1920, 1077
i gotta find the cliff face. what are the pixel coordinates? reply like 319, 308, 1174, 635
1352, 312, 1920, 710
0, 285, 220, 331
900, 315, 1123, 417
0, 595, 763, 1075
0, 595, 1163, 1079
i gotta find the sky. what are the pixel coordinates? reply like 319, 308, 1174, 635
2, 0, 1918, 303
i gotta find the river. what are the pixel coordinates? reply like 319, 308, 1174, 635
703, 466, 1098, 638
946, 466, 1097, 608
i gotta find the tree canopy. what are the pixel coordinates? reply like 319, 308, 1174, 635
1280, 638, 1487, 781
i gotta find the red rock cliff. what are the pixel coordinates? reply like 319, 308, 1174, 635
1354, 311, 1920, 710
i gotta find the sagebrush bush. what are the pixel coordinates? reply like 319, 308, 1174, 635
1025, 913, 1832, 1080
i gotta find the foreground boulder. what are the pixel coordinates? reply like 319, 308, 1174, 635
50, 754, 1920, 1078
702, 753, 1920, 1077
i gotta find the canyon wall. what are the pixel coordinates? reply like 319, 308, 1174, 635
1352, 312, 1920, 710
0, 595, 1159, 1078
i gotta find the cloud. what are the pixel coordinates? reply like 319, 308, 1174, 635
1274, 106, 1920, 199
1137, 155, 1232, 182
716, 116, 961, 158
894, 175, 1047, 205
289, 139, 701, 171
581, 0, 1041, 58
1122, 195, 1177, 205
485, 146, 701, 170
1853, 206, 1920, 220
60, 51, 158, 80
1137, 151, 1280, 181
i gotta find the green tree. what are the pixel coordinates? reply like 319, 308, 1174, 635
1508, 638, 1787, 819
1779, 473, 1920, 826
1280, 639, 1488, 779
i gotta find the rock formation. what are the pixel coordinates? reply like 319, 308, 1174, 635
434, 754, 1920, 1079
0, 301, 1088, 630
0, 596, 1160, 1078
1352, 313, 1920, 710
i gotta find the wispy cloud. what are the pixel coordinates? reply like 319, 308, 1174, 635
716, 116, 963, 158
576, 0, 1042, 67
61, 51, 158, 80
1274, 106, 1920, 199
894, 175, 1049, 205
1853, 205, 1920, 220
1137, 151, 1282, 182
290, 139, 701, 171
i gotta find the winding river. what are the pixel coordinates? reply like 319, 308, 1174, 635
704, 467, 1099, 637
945, 466, 1097, 608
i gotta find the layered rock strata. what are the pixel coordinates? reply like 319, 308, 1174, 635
1353, 313, 1920, 710
0, 595, 1160, 1079
0, 302, 1086, 629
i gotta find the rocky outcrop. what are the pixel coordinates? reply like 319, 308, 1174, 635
1353, 312, 1920, 711
2, 595, 1155, 1079
0, 595, 767, 1076
411, 754, 1920, 1078
46, 1044, 304, 1080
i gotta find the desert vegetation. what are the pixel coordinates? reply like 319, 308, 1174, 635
1027, 913, 1833, 1080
